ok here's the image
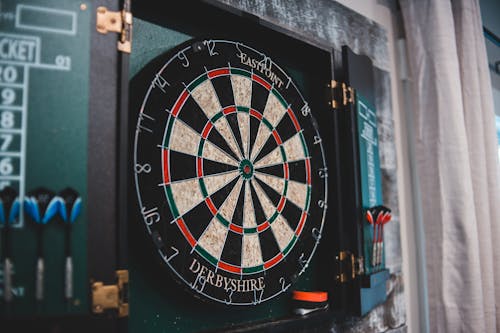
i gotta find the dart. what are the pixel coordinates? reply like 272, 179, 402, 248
57, 188, 81, 301
377, 209, 392, 267
24, 188, 59, 302
366, 208, 378, 267
373, 207, 385, 267
0, 187, 20, 303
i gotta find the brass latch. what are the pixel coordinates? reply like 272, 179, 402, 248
96, 7, 132, 53
92, 270, 129, 317
329, 80, 355, 109
335, 251, 363, 283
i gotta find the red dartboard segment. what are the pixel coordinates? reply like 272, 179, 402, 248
252, 74, 271, 90
176, 218, 196, 247
277, 196, 286, 212
283, 162, 289, 180
305, 158, 312, 185
223, 106, 237, 115
197, 158, 203, 178
287, 108, 301, 132
264, 253, 283, 270
205, 197, 218, 215
201, 122, 213, 139
208, 68, 230, 78
229, 223, 244, 234
257, 221, 270, 232
171, 89, 189, 117
271, 130, 283, 145
249, 109, 263, 120
218, 261, 242, 274
162, 149, 170, 184
295, 211, 308, 236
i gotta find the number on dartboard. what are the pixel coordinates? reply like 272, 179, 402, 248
133, 39, 328, 305
141, 206, 160, 226
312, 228, 321, 241
253, 289, 263, 305
137, 113, 155, 133
204, 40, 218, 56
135, 163, 151, 174
298, 253, 307, 269
318, 168, 328, 178
177, 51, 189, 67
301, 103, 311, 116
164, 246, 179, 263
1, 88, 15, 105
0, 66, 18, 83
192, 274, 207, 292
153, 74, 169, 92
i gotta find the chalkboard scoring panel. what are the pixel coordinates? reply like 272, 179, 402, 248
0, 0, 90, 316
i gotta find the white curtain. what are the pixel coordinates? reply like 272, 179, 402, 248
400, 0, 500, 332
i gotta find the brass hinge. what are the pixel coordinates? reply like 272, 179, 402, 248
92, 270, 129, 317
96, 6, 132, 53
328, 80, 355, 109
335, 251, 364, 283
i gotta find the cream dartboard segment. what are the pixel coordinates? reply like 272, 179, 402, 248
134, 39, 328, 305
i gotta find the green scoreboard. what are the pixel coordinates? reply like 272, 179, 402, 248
0, 0, 90, 316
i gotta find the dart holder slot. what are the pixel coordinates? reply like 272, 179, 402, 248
354, 183, 392, 311
360, 269, 389, 289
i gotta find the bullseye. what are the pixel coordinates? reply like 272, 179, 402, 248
239, 159, 254, 180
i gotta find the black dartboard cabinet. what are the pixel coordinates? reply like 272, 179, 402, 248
1, 0, 389, 332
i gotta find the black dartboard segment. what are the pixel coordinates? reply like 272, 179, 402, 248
134, 39, 328, 305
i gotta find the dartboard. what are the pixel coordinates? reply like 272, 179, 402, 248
133, 39, 328, 305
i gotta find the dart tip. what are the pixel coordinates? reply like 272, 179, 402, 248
383, 213, 392, 224
366, 211, 374, 224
